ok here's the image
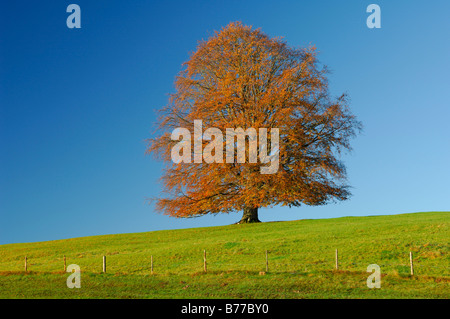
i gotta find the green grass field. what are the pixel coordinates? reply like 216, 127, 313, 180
0, 211, 448, 298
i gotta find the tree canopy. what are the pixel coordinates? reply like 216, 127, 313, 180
147, 22, 362, 223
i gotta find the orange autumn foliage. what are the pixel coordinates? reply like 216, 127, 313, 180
146, 22, 362, 223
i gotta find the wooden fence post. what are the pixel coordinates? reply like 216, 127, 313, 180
203, 250, 207, 273
103, 255, 106, 273
410, 251, 414, 276
265, 250, 269, 272
335, 249, 339, 270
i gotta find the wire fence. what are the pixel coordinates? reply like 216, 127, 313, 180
3, 248, 449, 278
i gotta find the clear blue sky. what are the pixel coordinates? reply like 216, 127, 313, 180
1, 1, 449, 245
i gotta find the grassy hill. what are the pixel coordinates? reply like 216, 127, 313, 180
0, 211, 448, 298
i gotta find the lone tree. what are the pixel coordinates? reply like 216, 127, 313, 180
147, 22, 362, 224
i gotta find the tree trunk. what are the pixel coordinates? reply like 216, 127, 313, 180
237, 206, 260, 224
